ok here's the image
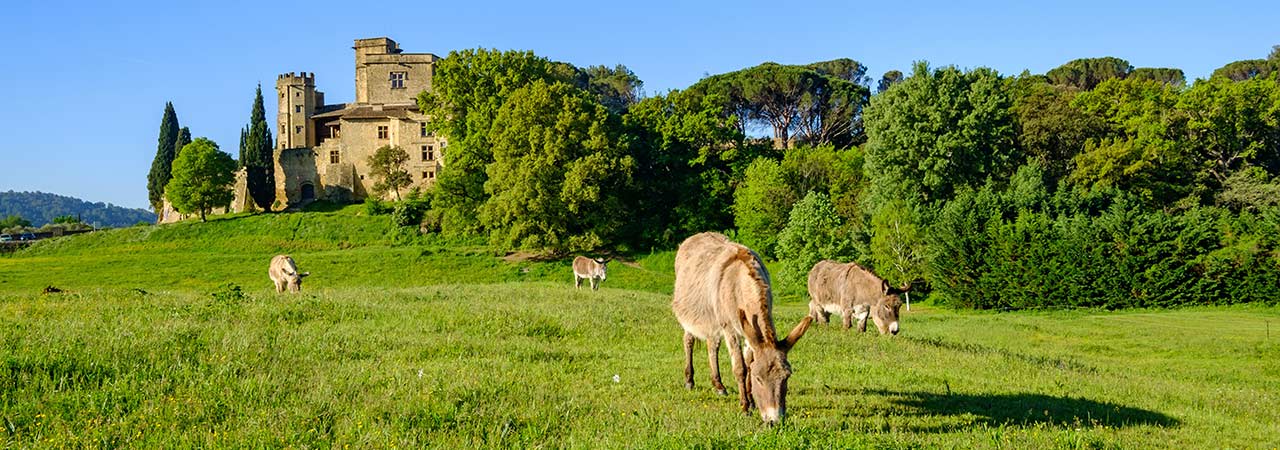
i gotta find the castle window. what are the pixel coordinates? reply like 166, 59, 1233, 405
420, 122, 428, 137
422, 171, 428, 179
295, 106, 302, 113
377, 126, 389, 139
295, 126, 303, 135
329, 150, 340, 164
390, 72, 407, 89
429, 171, 435, 179
421, 145, 434, 161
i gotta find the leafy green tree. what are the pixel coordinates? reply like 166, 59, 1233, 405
480, 80, 635, 254
52, 215, 80, 224
622, 89, 751, 244
417, 48, 578, 234
863, 62, 1018, 205
367, 145, 412, 201
775, 192, 856, 290
0, 215, 31, 229
877, 70, 903, 94
806, 58, 870, 85
584, 64, 643, 113
733, 158, 796, 257
1218, 166, 1280, 211
1128, 67, 1186, 87
1069, 78, 1191, 205
1179, 76, 1280, 187
688, 61, 869, 149
1010, 78, 1104, 183
780, 145, 866, 221
146, 102, 180, 218
1046, 57, 1133, 90
1211, 59, 1276, 81
239, 85, 275, 209
869, 198, 926, 288
165, 138, 236, 222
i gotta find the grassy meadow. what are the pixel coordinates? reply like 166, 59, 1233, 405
1, 205, 1278, 448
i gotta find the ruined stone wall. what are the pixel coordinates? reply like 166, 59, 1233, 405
273, 147, 320, 209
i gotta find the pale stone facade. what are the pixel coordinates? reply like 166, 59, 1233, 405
272, 37, 446, 209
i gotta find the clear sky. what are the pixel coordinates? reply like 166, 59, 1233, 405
1, 0, 1276, 210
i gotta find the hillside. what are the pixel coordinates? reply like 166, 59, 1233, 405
0, 190, 153, 227
0, 207, 1277, 447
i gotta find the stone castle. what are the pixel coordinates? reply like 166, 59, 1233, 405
272, 37, 446, 207
159, 37, 446, 223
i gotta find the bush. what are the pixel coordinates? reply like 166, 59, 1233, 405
925, 180, 1280, 309
364, 197, 392, 216
775, 192, 857, 292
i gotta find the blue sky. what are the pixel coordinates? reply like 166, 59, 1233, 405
1, 0, 1276, 210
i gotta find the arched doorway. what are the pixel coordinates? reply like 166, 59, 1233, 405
300, 183, 315, 201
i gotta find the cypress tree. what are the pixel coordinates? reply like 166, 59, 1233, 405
146, 102, 180, 220
240, 85, 276, 209
175, 127, 192, 156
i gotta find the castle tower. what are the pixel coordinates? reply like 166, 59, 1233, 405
353, 37, 400, 104
276, 72, 318, 149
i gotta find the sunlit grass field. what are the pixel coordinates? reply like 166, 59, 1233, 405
1, 206, 1277, 448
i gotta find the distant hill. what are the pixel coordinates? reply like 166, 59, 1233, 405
0, 191, 153, 227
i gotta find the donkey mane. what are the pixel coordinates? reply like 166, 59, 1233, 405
731, 247, 778, 343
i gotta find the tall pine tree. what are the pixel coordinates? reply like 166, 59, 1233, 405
146, 102, 180, 219
239, 85, 275, 209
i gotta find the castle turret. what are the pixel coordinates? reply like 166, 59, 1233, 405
276, 72, 318, 149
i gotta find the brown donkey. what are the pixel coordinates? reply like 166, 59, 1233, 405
671, 232, 813, 424
807, 260, 907, 335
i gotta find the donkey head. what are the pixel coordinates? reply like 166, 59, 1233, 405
593, 258, 609, 280
287, 271, 311, 293
871, 281, 909, 335
739, 310, 813, 425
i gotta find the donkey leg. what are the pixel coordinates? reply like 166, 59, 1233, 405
707, 337, 727, 395
683, 332, 696, 389
842, 309, 853, 330
855, 305, 870, 333
726, 334, 751, 413
575, 275, 582, 289
592, 277, 600, 291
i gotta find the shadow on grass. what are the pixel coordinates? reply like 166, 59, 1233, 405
865, 388, 1179, 430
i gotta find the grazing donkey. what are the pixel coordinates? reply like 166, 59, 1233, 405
807, 260, 908, 335
269, 255, 310, 293
572, 256, 609, 291
672, 232, 813, 424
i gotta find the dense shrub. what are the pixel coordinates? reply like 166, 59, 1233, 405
926, 179, 1280, 309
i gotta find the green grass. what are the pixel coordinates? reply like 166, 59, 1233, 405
1, 207, 1278, 448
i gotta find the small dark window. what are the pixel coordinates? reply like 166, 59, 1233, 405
422, 171, 428, 179
420, 122, 428, 137
377, 126, 389, 139
295, 106, 302, 113
390, 72, 407, 89
295, 126, 303, 134
428, 171, 435, 179
329, 150, 340, 164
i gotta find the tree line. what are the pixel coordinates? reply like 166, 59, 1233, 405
415, 45, 1280, 309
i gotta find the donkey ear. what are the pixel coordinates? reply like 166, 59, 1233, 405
300, 272, 311, 277
738, 310, 766, 347
882, 280, 892, 295
779, 316, 813, 351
